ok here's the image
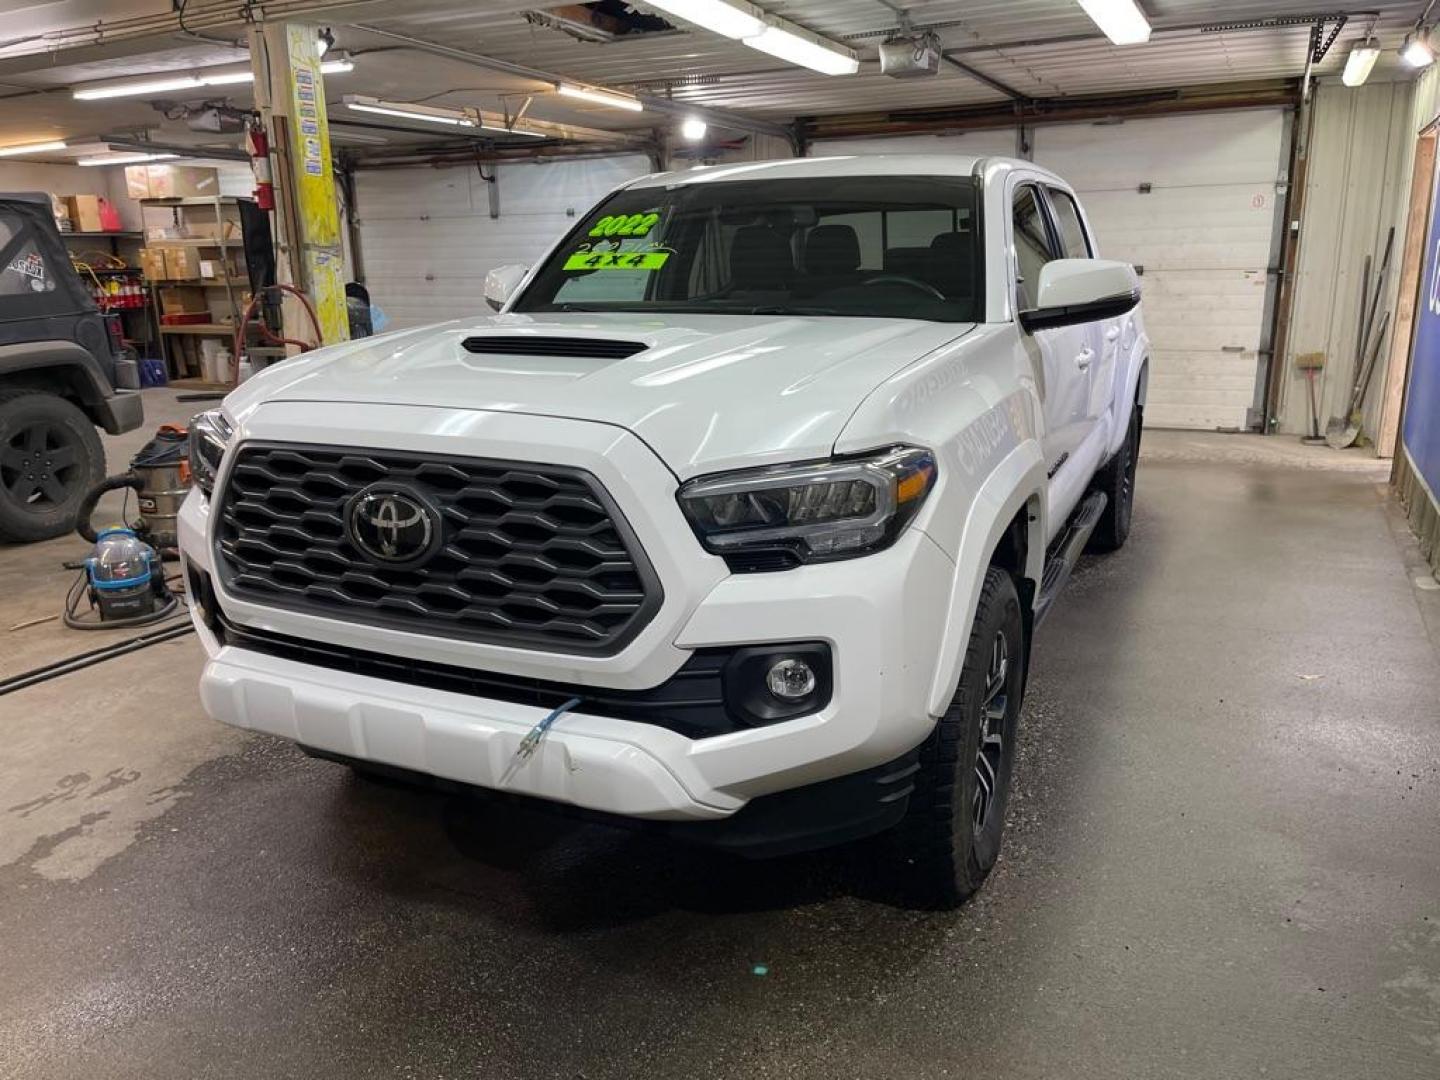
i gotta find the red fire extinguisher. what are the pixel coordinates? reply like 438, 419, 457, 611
246, 115, 274, 211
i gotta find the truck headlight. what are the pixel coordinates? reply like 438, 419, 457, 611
188, 409, 234, 497
677, 446, 937, 568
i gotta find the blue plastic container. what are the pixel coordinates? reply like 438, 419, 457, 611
138, 357, 168, 388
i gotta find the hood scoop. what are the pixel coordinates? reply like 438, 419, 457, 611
461, 335, 648, 360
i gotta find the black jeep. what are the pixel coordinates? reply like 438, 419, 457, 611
0, 192, 144, 542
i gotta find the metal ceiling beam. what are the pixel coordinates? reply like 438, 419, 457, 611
800, 79, 1302, 140
942, 55, 1026, 102
347, 24, 799, 149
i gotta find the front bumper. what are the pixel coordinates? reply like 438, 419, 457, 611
179, 400, 955, 825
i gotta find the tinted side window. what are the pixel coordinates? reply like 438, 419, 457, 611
1047, 188, 1092, 259
0, 211, 57, 298
1012, 186, 1054, 311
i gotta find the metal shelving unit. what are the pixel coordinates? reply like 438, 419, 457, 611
61, 229, 158, 359
140, 195, 249, 380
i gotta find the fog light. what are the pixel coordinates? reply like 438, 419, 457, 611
766, 658, 816, 700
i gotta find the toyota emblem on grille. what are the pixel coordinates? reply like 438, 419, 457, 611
346, 486, 440, 564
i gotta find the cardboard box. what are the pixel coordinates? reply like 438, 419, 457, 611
186, 219, 240, 242
67, 195, 121, 233
158, 287, 210, 316
145, 164, 219, 199
139, 248, 168, 282
162, 247, 201, 281
125, 165, 151, 200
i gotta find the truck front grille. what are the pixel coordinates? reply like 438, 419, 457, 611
214, 442, 660, 654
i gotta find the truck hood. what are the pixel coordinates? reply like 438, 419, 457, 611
229, 312, 974, 478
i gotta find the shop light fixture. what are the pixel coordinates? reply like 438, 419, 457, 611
745, 24, 860, 75
74, 74, 203, 100
77, 151, 179, 166
1402, 29, 1436, 67
73, 58, 354, 101
343, 95, 477, 126
681, 116, 708, 140
556, 82, 645, 112
0, 140, 68, 157
643, 0, 858, 75
642, 0, 764, 39
197, 68, 256, 87
1075, 0, 1152, 46
1342, 38, 1382, 86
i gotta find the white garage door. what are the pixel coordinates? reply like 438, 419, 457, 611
810, 129, 1022, 159
815, 112, 1288, 430
1035, 111, 1287, 430
356, 155, 651, 328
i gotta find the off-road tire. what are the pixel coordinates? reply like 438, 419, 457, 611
1088, 400, 1141, 553
894, 566, 1026, 909
0, 390, 105, 543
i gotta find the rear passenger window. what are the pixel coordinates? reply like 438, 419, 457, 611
1047, 189, 1092, 260
1012, 186, 1054, 311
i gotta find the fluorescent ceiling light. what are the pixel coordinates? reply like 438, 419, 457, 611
1402, 30, 1435, 67
77, 151, 179, 166
73, 58, 354, 101
0, 140, 68, 157
1075, 0, 1152, 46
642, 0, 764, 39
556, 83, 644, 112
343, 95, 476, 126
199, 68, 254, 86
74, 75, 202, 100
744, 24, 860, 76
681, 116, 707, 140
1342, 39, 1381, 86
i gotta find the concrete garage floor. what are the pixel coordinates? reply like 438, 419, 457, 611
2, 388, 1438, 1080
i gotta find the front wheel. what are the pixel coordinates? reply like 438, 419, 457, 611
0, 391, 105, 543
893, 567, 1026, 909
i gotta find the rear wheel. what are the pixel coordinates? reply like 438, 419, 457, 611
0, 391, 105, 543
894, 567, 1026, 909
1088, 400, 1141, 553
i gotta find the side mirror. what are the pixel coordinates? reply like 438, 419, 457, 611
1019, 259, 1140, 333
483, 263, 529, 311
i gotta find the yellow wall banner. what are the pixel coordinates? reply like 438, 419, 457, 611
283, 23, 347, 343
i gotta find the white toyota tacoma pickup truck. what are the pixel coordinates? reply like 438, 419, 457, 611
179, 155, 1147, 907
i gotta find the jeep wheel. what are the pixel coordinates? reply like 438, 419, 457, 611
895, 566, 1025, 909
0, 391, 105, 543
1088, 400, 1141, 553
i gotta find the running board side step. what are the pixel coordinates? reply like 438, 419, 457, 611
1034, 491, 1107, 627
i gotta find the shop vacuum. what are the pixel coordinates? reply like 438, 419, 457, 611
1, 424, 198, 698
65, 425, 191, 630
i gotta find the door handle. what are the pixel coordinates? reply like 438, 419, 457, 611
1075, 347, 1094, 370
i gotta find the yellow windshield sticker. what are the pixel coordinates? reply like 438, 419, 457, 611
564, 250, 670, 271
588, 212, 660, 238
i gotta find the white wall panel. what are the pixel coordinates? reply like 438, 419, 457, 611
1034, 110, 1288, 431
356, 155, 651, 328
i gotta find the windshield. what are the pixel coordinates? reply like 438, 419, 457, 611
512, 175, 983, 323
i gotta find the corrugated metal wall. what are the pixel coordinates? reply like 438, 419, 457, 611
1281, 81, 1415, 439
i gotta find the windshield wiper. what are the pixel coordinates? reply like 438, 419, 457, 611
745, 305, 841, 316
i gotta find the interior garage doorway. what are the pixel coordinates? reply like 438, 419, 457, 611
814, 110, 1291, 431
